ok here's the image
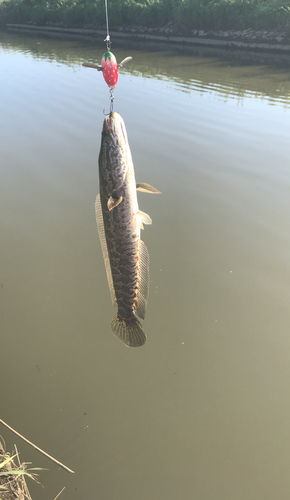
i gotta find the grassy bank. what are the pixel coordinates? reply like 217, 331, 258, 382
1, 0, 290, 31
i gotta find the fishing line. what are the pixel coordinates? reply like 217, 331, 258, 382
104, 0, 114, 110
104, 0, 111, 51
83, 0, 132, 113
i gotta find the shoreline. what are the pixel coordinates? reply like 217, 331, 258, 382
5, 23, 290, 54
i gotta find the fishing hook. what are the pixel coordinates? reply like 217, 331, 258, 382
102, 88, 115, 115
104, 0, 111, 51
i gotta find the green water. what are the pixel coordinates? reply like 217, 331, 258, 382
1, 32, 290, 500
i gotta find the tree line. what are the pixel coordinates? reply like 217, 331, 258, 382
1, 0, 290, 31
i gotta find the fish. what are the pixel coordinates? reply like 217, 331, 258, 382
95, 112, 160, 347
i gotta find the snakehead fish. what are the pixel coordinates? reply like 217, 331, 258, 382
95, 112, 160, 347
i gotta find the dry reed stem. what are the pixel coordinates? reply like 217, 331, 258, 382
0, 420, 74, 474
53, 486, 65, 500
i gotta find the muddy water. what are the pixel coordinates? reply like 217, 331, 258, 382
1, 32, 290, 500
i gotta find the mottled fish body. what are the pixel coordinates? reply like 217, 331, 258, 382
96, 112, 160, 347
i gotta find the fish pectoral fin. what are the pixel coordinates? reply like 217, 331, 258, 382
136, 183, 161, 194
82, 63, 103, 71
136, 210, 152, 230
107, 195, 123, 211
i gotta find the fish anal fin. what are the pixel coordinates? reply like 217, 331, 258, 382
134, 239, 149, 320
95, 194, 117, 307
136, 183, 161, 194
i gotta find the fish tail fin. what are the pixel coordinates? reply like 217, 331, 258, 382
111, 313, 146, 348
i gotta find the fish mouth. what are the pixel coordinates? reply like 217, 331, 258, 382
103, 112, 128, 146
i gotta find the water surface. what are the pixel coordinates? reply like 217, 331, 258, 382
1, 32, 290, 500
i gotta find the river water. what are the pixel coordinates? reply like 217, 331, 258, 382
1, 31, 290, 500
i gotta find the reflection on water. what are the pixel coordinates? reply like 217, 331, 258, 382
1, 31, 290, 500
1, 31, 290, 105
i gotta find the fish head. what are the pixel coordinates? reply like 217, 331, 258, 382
102, 112, 128, 149
99, 112, 134, 192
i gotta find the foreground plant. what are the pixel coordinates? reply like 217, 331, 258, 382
0, 438, 42, 500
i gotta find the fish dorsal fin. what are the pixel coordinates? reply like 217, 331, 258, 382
95, 194, 117, 307
134, 239, 149, 320
136, 210, 152, 230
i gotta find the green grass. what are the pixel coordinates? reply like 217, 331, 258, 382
1, 0, 290, 30
0, 443, 42, 500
